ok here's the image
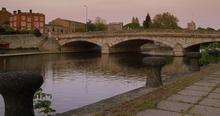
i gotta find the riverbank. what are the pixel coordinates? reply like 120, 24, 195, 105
104, 63, 220, 116
0, 51, 59, 57
57, 63, 220, 116
137, 69, 220, 116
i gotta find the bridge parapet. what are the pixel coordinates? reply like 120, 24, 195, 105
55, 31, 220, 40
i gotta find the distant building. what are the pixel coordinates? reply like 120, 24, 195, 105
45, 18, 85, 35
108, 22, 123, 32
10, 9, 45, 33
0, 7, 12, 25
44, 24, 68, 35
187, 21, 196, 31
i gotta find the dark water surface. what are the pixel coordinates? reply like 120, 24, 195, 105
0, 53, 193, 115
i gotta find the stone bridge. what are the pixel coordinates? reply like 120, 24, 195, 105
54, 32, 220, 56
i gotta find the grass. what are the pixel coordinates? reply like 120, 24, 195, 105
95, 63, 220, 116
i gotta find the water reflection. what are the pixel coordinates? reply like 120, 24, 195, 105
0, 53, 197, 115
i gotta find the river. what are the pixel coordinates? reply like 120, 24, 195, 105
0, 53, 195, 115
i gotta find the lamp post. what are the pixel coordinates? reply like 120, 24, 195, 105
84, 5, 88, 32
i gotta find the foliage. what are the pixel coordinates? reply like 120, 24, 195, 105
0, 25, 16, 35
34, 88, 55, 115
124, 17, 141, 30
143, 13, 152, 29
151, 12, 180, 29
197, 27, 207, 32
87, 20, 96, 32
86, 17, 107, 31
196, 27, 218, 33
0, 25, 42, 36
33, 28, 42, 37
200, 43, 220, 65
94, 17, 107, 31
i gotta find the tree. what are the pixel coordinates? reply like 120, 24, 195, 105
94, 17, 107, 31
0, 25, 15, 35
87, 20, 96, 32
124, 17, 140, 30
152, 12, 180, 29
33, 28, 42, 37
143, 13, 152, 29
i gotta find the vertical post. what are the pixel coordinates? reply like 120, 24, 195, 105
84, 5, 88, 32
0, 72, 43, 116
143, 57, 166, 88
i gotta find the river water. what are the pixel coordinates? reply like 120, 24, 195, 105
0, 53, 194, 115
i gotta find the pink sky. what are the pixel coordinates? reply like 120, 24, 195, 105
1, 0, 220, 29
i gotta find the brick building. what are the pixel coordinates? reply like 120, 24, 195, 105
45, 18, 85, 35
10, 10, 45, 33
0, 7, 12, 25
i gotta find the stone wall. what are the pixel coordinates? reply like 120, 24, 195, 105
0, 34, 44, 49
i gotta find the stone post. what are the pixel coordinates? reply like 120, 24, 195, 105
0, 72, 43, 116
143, 57, 166, 88
186, 52, 201, 71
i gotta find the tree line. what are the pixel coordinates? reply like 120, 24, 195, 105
0, 25, 42, 36
87, 12, 220, 32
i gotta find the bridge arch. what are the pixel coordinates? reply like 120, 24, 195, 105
108, 37, 175, 48
183, 39, 220, 52
107, 37, 175, 54
60, 39, 102, 53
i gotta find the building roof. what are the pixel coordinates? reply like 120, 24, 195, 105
0, 7, 12, 15
51, 18, 85, 25
12, 10, 45, 16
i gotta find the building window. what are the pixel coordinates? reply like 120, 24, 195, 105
34, 22, 39, 28
27, 17, 31, 22
40, 17, 44, 21
21, 16, 26, 20
34, 16, 39, 21
21, 27, 26, 30
21, 22, 26, 27
13, 16, 17, 21
27, 23, 32, 28
13, 22, 17, 27
10, 17, 13, 21
40, 22, 44, 27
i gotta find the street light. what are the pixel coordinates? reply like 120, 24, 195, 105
84, 5, 88, 32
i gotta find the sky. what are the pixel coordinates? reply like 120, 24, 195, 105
1, 0, 220, 29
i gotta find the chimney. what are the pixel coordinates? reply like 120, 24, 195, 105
2, 7, 6, 11
13, 11, 17, 14
18, 10, 21, 14
29, 9, 32, 13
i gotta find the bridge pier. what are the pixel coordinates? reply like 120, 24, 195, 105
173, 50, 185, 57
101, 45, 110, 54
173, 43, 185, 57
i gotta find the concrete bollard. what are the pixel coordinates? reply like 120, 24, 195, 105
143, 57, 166, 88
186, 52, 201, 71
0, 72, 43, 116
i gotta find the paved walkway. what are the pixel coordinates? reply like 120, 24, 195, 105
137, 71, 220, 116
